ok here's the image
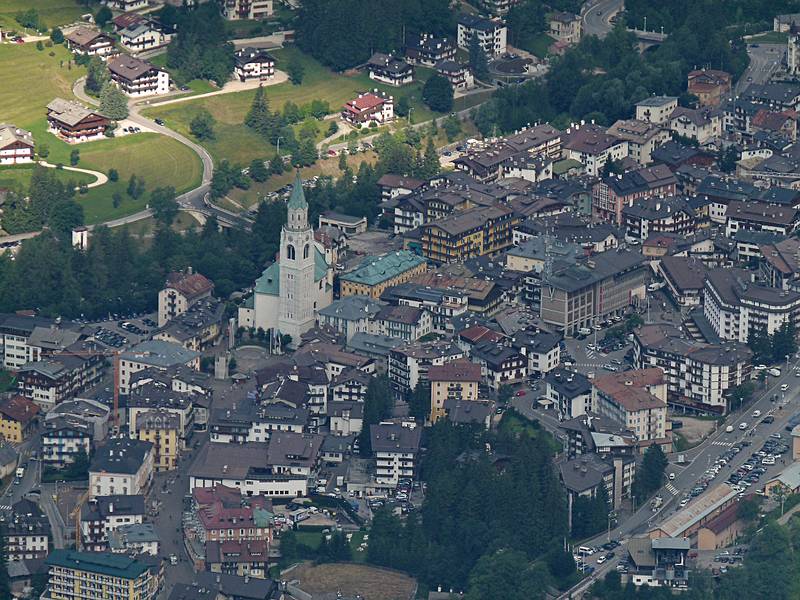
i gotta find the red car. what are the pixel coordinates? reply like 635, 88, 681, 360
515, 390, 526, 397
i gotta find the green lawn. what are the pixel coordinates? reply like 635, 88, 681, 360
748, 30, 789, 43
525, 33, 556, 58
143, 47, 457, 165
295, 530, 367, 563
0, 0, 87, 32
0, 164, 93, 192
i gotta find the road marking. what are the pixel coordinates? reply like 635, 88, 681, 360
664, 483, 680, 496
711, 440, 735, 446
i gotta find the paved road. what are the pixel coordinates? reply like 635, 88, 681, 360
736, 43, 784, 95
582, 0, 624, 39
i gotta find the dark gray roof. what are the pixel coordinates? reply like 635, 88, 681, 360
370, 423, 421, 454
559, 454, 613, 493
89, 438, 153, 475
319, 295, 385, 321
545, 368, 591, 398
81, 495, 146, 521
194, 572, 276, 600
544, 249, 645, 293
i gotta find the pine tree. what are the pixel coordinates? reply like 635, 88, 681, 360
468, 32, 489, 81
245, 85, 275, 138
419, 137, 440, 179
99, 83, 129, 120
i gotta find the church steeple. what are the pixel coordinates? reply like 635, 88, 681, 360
286, 170, 309, 231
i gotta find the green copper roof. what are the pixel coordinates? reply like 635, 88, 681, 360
287, 170, 307, 210
254, 247, 329, 297
340, 251, 427, 287
46, 549, 150, 579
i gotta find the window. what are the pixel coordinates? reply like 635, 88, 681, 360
286, 244, 296, 260
303, 244, 310, 259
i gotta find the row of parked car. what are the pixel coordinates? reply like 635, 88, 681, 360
94, 327, 125, 348
727, 436, 789, 490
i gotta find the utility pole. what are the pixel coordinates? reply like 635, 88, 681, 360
276, 136, 283, 158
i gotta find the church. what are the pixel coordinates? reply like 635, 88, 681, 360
238, 172, 333, 345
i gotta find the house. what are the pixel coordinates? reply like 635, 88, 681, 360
669, 106, 722, 145
42, 418, 93, 467
626, 537, 690, 588
5, 498, 50, 561
657, 256, 708, 307
366, 53, 414, 86
108, 55, 169, 97
592, 368, 669, 448
442, 398, 494, 429
703, 268, 800, 343
725, 200, 800, 238
154, 297, 226, 352
45, 398, 110, 442
135, 410, 181, 471
317, 296, 384, 341
546, 369, 592, 420
234, 47, 276, 82
158, 269, 214, 327
760, 237, 800, 290
635, 96, 678, 125
742, 82, 800, 112
370, 422, 421, 485
751, 108, 797, 141
127, 382, 195, 441
592, 164, 678, 226
340, 251, 427, 299
558, 453, 628, 527
381, 283, 468, 334
118, 22, 170, 54
118, 340, 200, 394
206, 540, 268, 578
341, 91, 395, 126
318, 211, 368, 236
457, 14, 507, 57
388, 340, 465, 395
17, 347, 105, 411
421, 204, 519, 264
328, 401, 364, 436
687, 69, 731, 107
42, 550, 160, 600
511, 329, 562, 376
470, 341, 527, 389
607, 119, 671, 166
0, 395, 39, 444
103, 0, 148, 9
651, 140, 714, 171
0, 124, 34, 165
435, 60, 474, 90
562, 123, 629, 176
88, 437, 154, 499
170, 575, 275, 600
633, 323, 753, 414
549, 11, 581, 44
375, 305, 432, 342
64, 27, 115, 56
428, 360, 482, 423
108, 523, 160, 556
80, 495, 146, 552
378, 174, 426, 202
220, 0, 274, 20
405, 33, 456, 67
46, 99, 109, 143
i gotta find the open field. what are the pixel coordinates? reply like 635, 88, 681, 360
0, 0, 86, 31
143, 47, 474, 165
287, 562, 416, 600
0, 164, 94, 192
748, 30, 789, 43
0, 44, 202, 224
119, 212, 203, 238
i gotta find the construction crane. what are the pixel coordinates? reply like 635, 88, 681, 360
70, 488, 89, 551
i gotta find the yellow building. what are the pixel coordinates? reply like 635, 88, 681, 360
135, 410, 181, 471
427, 360, 482, 423
339, 250, 428, 299
422, 204, 519, 264
0, 395, 39, 444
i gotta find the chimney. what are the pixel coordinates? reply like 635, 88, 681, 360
108, 503, 114, 513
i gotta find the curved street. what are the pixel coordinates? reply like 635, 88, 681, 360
582, 0, 624, 38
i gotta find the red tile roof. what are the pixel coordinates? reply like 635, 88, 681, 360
166, 271, 213, 300
428, 359, 482, 382
0, 395, 39, 426
346, 93, 386, 111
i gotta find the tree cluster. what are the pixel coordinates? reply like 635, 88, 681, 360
632, 443, 668, 501
748, 322, 797, 364
474, 15, 747, 135
166, 3, 234, 85
99, 83, 129, 120
571, 485, 610, 539
295, 0, 453, 70
422, 74, 454, 113
367, 421, 572, 594
357, 374, 393, 456
1, 167, 83, 237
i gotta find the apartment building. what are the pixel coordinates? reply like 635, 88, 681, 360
0, 124, 34, 165
17, 347, 105, 411
42, 418, 93, 467
341, 91, 395, 127
592, 164, 677, 226
725, 200, 800, 238
457, 14, 507, 56
42, 550, 159, 600
607, 119, 671, 165
405, 32, 457, 66
635, 96, 678, 125
220, 0, 274, 20
427, 360, 482, 423
703, 268, 800, 343
0, 395, 39, 443
380, 284, 469, 335
549, 11, 582, 44
158, 270, 214, 327
546, 368, 593, 420
470, 342, 527, 390
687, 69, 732, 107
234, 47, 276, 82
317, 296, 384, 341
622, 196, 697, 242
668, 106, 722, 145
375, 305, 432, 342
135, 410, 181, 471
118, 22, 172, 54
108, 56, 169, 97
388, 340, 465, 395
46, 98, 109, 143
633, 324, 753, 414
5, 498, 50, 561
367, 53, 414, 86
421, 204, 519, 264
562, 123, 629, 176
593, 369, 669, 448
370, 422, 421, 485
64, 27, 114, 56
88, 438, 154, 499
118, 340, 200, 394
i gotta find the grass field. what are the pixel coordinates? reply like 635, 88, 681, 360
120, 212, 203, 238
0, 43, 202, 224
0, 164, 94, 192
525, 33, 556, 58
144, 47, 462, 165
288, 562, 415, 600
0, 0, 86, 31
748, 30, 789, 44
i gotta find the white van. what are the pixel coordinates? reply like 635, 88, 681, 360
578, 546, 594, 556
725, 425, 734, 433
769, 368, 782, 377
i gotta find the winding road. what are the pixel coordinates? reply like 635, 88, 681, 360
582, 0, 624, 39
